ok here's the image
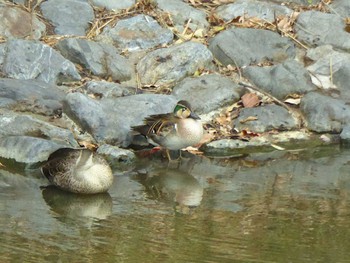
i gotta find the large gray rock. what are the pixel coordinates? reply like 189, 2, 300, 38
0, 110, 78, 147
214, 0, 292, 22
40, 0, 94, 36
0, 40, 81, 84
0, 136, 68, 163
0, 5, 45, 40
0, 78, 65, 116
330, 0, 350, 18
97, 15, 173, 52
63, 93, 177, 146
137, 41, 213, 87
306, 45, 350, 102
155, 0, 209, 33
56, 38, 133, 82
172, 74, 245, 114
233, 104, 298, 133
90, 0, 135, 11
264, 0, 321, 4
243, 60, 316, 100
209, 28, 295, 67
295, 11, 350, 52
82, 81, 133, 99
300, 92, 350, 133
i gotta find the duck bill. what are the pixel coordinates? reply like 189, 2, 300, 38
190, 111, 201, 120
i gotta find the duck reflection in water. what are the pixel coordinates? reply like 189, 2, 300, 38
41, 185, 113, 222
137, 168, 204, 214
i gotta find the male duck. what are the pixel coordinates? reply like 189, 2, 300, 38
41, 148, 113, 194
132, 100, 203, 160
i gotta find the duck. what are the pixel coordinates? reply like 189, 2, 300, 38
132, 100, 203, 160
41, 148, 113, 194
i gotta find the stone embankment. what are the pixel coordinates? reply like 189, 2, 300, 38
0, 0, 349, 164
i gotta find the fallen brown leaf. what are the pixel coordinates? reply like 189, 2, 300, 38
241, 93, 260, 108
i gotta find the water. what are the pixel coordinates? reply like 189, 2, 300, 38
1, 145, 350, 262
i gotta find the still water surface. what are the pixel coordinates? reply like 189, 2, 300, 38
1, 145, 350, 262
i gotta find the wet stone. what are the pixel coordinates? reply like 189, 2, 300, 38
295, 11, 350, 52
56, 38, 133, 82
340, 125, 350, 142
209, 28, 295, 67
97, 15, 174, 52
155, 0, 209, 33
137, 41, 213, 87
214, 0, 292, 22
0, 136, 68, 163
1, 39, 81, 84
243, 59, 316, 100
300, 92, 350, 133
172, 74, 245, 114
97, 144, 136, 165
40, 0, 94, 36
233, 104, 298, 133
0, 5, 46, 40
0, 78, 65, 116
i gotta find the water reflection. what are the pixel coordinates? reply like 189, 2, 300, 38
2, 146, 350, 262
41, 186, 113, 221
136, 168, 204, 214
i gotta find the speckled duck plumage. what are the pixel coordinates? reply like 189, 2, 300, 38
41, 148, 113, 194
132, 100, 203, 156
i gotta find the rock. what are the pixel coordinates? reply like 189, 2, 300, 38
306, 45, 350, 101
137, 41, 213, 86
330, 0, 350, 18
214, 0, 292, 22
90, 0, 135, 11
0, 78, 65, 116
300, 92, 350, 133
97, 15, 173, 52
56, 38, 133, 82
233, 104, 298, 133
209, 28, 295, 67
295, 11, 350, 52
203, 131, 310, 151
0, 5, 45, 40
243, 59, 316, 100
10, 0, 26, 4
265, 0, 321, 4
1, 39, 81, 84
0, 136, 68, 163
340, 125, 350, 142
63, 93, 177, 146
40, 0, 94, 36
155, 0, 209, 33
0, 110, 78, 147
97, 144, 136, 164
83, 81, 133, 99
172, 74, 245, 114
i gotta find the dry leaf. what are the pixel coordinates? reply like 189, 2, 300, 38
241, 93, 260, 108
78, 141, 98, 150
284, 98, 301, 105
241, 130, 260, 137
271, 144, 285, 151
239, 116, 258, 123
